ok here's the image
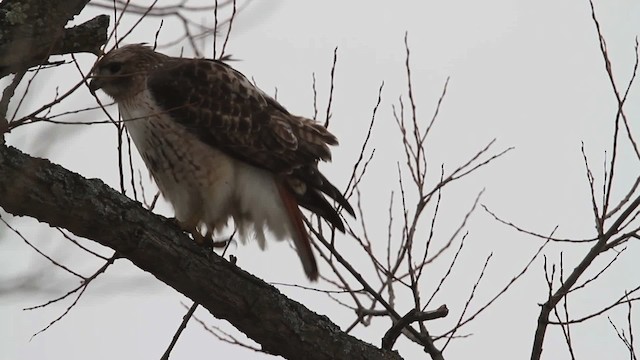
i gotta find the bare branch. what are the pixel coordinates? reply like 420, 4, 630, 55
160, 302, 198, 360
381, 305, 448, 350
0, 145, 402, 360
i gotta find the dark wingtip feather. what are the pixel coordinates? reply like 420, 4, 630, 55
318, 176, 355, 219
341, 201, 356, 218
298, 189, 346, 232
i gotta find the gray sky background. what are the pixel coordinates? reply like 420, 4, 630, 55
1, 1, 639, 359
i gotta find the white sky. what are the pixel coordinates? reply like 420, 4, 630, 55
1, 1, 639, 359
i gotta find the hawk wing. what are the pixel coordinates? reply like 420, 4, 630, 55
146, 57, 354, 227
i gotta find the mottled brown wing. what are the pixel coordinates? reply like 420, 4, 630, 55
146, 57, 355, 223
146, 58, 336, 174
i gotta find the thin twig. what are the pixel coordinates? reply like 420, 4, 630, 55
160, 302, 198, 360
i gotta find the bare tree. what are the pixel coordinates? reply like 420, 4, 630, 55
0, 1, 638, 359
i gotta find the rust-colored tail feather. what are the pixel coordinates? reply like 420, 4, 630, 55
276, 181, 319, 281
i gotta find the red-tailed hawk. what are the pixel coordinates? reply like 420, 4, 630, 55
89, 44, 354, 281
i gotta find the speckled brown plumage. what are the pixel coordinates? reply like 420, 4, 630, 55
144, 57, 353, 228
89, 44, 353, 280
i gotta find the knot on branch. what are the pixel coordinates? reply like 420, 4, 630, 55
381, 305, 449, 351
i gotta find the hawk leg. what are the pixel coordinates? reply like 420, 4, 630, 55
203, 228, 233, 249
169, 217, 215, 249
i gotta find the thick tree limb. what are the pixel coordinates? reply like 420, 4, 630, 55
0, 0, 109, 143
0, 0, 109, 78
0, 144, 403, 360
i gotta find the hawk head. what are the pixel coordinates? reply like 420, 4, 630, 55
89, 44, 168, 101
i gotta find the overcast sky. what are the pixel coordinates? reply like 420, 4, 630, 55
2, 1, 639, 359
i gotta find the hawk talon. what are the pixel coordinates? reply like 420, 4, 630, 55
193, 230, 232, 251
193, 232, 214, 249
211, 238, 232, 248
168, 217, 212, 248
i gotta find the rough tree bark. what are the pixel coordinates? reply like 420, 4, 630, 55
0, 0, 108, 77
0, 145, 402, 360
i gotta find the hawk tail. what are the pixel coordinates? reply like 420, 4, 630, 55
276, 181, 319, 281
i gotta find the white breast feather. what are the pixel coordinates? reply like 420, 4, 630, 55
119, 89, 295, 249
233, 162, 294, 249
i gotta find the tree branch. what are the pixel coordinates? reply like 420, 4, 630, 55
0, 0, 109, 78
0, 144, 402, 360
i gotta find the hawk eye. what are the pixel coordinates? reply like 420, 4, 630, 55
106, 62, 122, 74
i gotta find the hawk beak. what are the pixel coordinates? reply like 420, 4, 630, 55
88, 77, 103, 95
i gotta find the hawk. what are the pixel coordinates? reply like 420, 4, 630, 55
89, 44, 354, 281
